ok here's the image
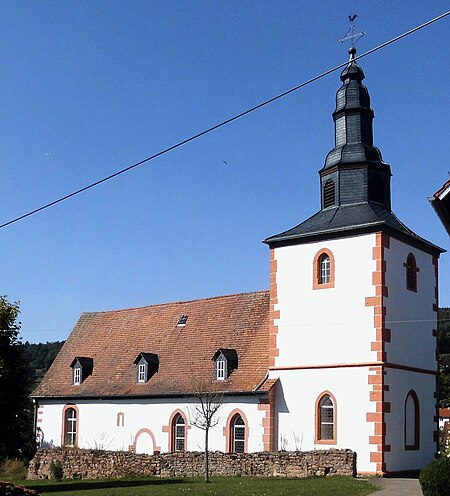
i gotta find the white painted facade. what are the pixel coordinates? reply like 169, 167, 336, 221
36, 230, 439, 475
384, 237, 437, 371
382, 237, 438, 472
267, 232, 438, 473
384, 369, 436, 472
273, 367, 374, 471
269, 234, 379, 473
271, 234, 377, 367
37, 396, 265, 454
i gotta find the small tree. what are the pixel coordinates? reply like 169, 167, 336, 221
0, 296, 35, 459
188, 382, 223, 483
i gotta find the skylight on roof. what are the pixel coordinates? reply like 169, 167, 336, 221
177, 315, 188, 326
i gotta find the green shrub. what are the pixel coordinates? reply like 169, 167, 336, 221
419, 456, 450, 496
48, 460, 63, 481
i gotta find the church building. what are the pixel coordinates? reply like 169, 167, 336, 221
32, 47, 443, 475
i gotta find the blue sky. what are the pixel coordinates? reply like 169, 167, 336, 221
1, 1, 449, 343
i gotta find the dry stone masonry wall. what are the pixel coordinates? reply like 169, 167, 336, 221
28, 448, 356, 480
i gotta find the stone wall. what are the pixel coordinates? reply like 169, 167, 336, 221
28, 448, 356, 480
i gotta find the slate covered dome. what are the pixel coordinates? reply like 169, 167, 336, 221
324, 47, 385, 170
265, 47, 443, 256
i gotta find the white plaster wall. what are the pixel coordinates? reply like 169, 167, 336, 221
37, 396, 265, 453
439, 415, 450, 430
273, 234, 377, 367
384, 238, 437, 370
384, 369, 436, 472
272, 367, 376, 473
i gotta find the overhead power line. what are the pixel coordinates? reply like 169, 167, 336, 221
1, 10, 449, 230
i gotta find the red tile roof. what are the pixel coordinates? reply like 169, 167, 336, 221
32, 291, 270, 398
440, 408, 450, 418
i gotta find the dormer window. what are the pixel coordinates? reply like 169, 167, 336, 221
134, 352, 159, 383
137, 363, 146, 383
216, 357, 226, 381
73, 367, 81, 385
70, 357, 93, 386
212, 349, 238, 381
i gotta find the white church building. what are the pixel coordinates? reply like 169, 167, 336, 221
32, 47, 443, 475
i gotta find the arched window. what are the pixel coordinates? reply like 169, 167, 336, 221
405, 390, 420, 450
405, 253, 418, 292
323, 179, 336, 208
368, 176, 385, 204
225, 410, 248, 453
117, 412, 125, 427
63, 406, 78, 447
315, 392, 336, 444
172, 413, 186, 451
231, 414, 246, 453
313, 249, 335, 290
164, 410, 189, 452
319, 254, 331, 284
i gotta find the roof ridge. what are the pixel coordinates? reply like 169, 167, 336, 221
80, 289, 270, 316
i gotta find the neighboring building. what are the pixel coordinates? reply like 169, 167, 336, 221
439, 408, 450, 450
429, 179, 450, 236
32, 47, 444, 475
439, 408, 450, 431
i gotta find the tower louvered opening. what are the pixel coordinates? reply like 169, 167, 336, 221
369, 176, 385, 204
323, 179, 336, 208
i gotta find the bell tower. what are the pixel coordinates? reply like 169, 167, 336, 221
264, 44, 443, 475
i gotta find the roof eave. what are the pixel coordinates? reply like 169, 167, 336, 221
264, 223, 445, 255
429, 195, 450, 237
31, 389, 270, 401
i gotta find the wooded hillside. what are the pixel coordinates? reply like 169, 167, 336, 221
21, 341, 64, 389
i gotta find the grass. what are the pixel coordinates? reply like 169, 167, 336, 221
0, 458, 28, 480
3, 475, 378, 496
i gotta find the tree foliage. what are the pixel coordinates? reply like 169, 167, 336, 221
438, 307, 450, 408
0, 296, 35, 459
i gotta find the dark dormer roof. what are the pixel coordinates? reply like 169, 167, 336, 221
134, 352, 159, 382
133, 352, 159, 366
70, 357, 94, 370
69, 357, 94, 384
213, 348, 238, 369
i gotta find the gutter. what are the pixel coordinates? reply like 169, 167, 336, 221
30, 389, 269, 402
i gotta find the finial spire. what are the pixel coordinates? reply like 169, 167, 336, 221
339, 14, 365, 47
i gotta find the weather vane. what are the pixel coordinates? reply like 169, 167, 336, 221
339, 14, 365, 47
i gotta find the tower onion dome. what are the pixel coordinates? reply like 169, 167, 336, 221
263, 46, 443, 256
323, 47, 385, 170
